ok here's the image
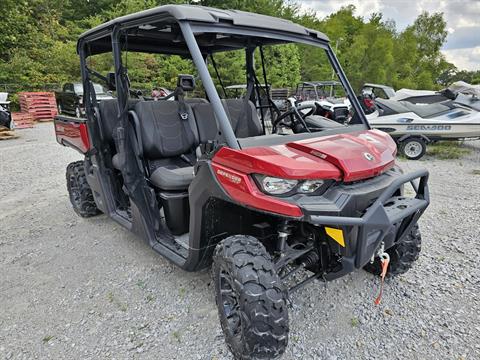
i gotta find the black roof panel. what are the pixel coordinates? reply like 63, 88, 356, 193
79, 5, 329, 56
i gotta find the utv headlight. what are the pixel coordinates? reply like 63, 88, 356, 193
254, 175, 330, 196
298, 180, 324, 193
260, 176, 298, 195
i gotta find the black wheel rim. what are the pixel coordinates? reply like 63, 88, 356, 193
219, 270, 243, 340
69, 175, 81, 208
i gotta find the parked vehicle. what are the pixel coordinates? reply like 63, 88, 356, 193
361, 83, 396, 99
360, 81, 480, 107
54, 5, 430, 359
151, 87, 172, 100
366, 99, 480, 159
363, 82, 480, 159
294, 81, 351, 123
55, 82, 114, 118
0, 92, 12, 129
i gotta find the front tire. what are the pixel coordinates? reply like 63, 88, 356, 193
364, 224, 421, 276
66, 160, 100, 217
213, 235, 289, 360
399, 138, 427, 160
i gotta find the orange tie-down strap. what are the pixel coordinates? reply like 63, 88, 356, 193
374, 254, 390, 305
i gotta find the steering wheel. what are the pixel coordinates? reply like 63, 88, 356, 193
272, 103, 317, 134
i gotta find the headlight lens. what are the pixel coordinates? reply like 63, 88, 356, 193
261, 176, 298, 195
255, 175, 329, 196
298, 180, 324, 193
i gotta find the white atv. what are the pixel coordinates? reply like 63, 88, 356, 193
293, 81, 350, 123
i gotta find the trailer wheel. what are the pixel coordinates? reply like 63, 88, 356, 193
213, 235, 289, 360
399, 138, 426, 160
66, 161, 100, 217
364, 224, 421, 276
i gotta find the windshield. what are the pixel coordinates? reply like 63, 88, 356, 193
200, 36, 364, 133
74, 83, 106, 95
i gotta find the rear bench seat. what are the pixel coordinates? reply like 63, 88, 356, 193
98, 99, 141, 170
99, 98, 140, 147
101, 97, 261, 191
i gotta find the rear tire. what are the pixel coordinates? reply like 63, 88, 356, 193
364, 224, 421, 276
399, 138, 426, 160
66, 160, 100, 217
212, 235, 289, 360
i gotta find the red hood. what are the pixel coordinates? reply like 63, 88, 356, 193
213, 130, 397, 182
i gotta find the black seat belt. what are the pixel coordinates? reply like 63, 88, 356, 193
176, 88, 196, 166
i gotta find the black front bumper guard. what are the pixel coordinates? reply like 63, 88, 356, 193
307, 169, 429, 281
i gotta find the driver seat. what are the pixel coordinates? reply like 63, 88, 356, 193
192, 99, 263, 144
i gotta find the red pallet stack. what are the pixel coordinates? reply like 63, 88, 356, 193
18, 92, 58, 121
12, 112, 35, 129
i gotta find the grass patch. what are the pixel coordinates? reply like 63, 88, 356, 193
172, 330, 182, 343
106, 291, 127, 312
427, 141, 471, 160
136, 280, 146, 289
42, 335, 54, 343
471, 169, 480, 175
178, 287, 186, 299
350, 317, 359, 327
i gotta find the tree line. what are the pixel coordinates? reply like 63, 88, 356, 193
0, 0, 478, 101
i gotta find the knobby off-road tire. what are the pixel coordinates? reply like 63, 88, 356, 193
66, 160, 100, 217
364, 224, 421, 276
212, 235, 289, 360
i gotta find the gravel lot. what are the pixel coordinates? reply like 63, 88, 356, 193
1, 123, 479, 360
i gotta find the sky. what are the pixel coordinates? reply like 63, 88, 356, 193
298, 0, 480, 71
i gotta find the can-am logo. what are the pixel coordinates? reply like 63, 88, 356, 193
363, 152, 375, 161
406, 125, 452, 131
216, 169, 241, 184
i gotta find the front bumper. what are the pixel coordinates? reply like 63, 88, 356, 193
303, 169, 429, 280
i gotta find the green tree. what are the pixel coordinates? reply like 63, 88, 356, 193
0, 0, 457, 97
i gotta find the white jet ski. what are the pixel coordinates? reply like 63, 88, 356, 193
366, 97, 480, 159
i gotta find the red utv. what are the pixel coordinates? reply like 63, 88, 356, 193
54, 5, 429, 359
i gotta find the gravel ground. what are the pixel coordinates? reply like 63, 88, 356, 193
1, 123, 479, 360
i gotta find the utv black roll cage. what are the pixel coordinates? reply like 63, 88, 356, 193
77, 5, 368, 150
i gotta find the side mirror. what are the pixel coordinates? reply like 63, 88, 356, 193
177, 74, 195, 92
106, 72, 116, 91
